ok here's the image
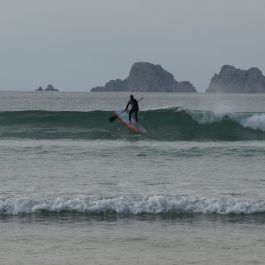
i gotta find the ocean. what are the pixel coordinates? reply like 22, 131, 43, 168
1, 91, 265, 265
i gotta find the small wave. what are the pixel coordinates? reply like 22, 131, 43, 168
1, 196, 265, 216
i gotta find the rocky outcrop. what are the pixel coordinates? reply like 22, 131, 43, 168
206, 65, 265, 93
45, 84, 59, 91
92, 79, 125, 92
35, 86, 44, 91
91, 62, 197, 92
35, 84, 59, 92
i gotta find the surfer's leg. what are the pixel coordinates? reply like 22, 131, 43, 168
135, 111, 138, 122
129, 109, 133, 123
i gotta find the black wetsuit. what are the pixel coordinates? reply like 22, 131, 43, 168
126, 98, 139, 122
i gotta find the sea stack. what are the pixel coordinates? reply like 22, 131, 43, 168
45, 84, 59, 91
35, 84, 59, 92
91, 62, 197, 92
35, 86, 44, 91
206, 65, 265, 93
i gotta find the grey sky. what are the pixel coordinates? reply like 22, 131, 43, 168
0, 0, 264, 91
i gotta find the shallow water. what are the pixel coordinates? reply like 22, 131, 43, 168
1, 215, 265, 265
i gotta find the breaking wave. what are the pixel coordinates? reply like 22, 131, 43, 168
1, 195, 265, 216
1, 109, 265, 140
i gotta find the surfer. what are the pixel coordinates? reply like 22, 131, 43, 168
125, 95, 139, 123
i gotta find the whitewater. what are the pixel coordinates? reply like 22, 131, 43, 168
1, 92, 265, 265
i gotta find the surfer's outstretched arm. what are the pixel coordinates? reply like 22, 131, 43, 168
125, 101, 130, 111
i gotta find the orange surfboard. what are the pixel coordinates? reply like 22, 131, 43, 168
114, 110, 147, 134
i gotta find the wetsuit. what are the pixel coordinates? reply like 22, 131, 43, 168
126, 98, 139, 122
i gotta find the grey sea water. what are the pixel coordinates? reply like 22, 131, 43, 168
1, 91, 265, 265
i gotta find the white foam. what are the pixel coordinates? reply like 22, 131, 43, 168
240, 114, 265, 132
187, 110, 265, 133
1, 196, 265, 215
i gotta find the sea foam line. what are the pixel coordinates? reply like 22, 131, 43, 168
1, 196, 265, 215
187, 109, 265, 132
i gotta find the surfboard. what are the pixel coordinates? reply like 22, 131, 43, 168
114, 110, 147, 134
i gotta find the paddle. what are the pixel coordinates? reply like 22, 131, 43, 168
109, 97, 143, 122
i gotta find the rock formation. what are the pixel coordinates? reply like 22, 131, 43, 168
35, 84, 59, 92
45, 84, 59, 91
206, 65, 265, 93
35, 86, 44, 91
91, 62, 197, 92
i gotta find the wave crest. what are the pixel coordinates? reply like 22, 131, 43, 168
1, 196, 265, 216
1, 109, 265, 140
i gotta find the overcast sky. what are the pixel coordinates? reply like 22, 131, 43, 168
0, 0, 264, 92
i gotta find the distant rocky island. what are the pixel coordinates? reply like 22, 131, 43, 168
206, 65, 265, 93
35, 84, 59, 92
91, 62, 197, 93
